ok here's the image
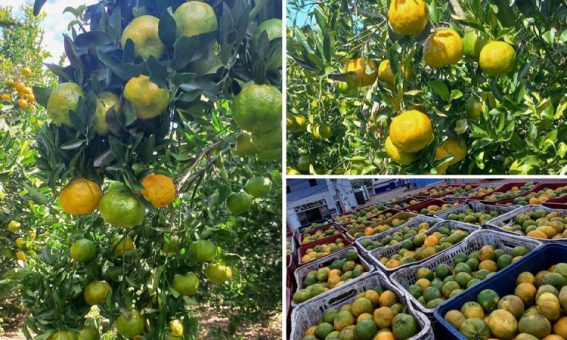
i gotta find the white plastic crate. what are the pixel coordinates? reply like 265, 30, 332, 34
289, 271, 434, 340
434, 200, 518, 226
484, 204, 567, 242
292, 246, 374, 308
355, 215, 441, 256
390, 229, 542, 316
368, 221, 480, 275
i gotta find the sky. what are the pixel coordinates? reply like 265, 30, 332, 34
0, 0, 98, 64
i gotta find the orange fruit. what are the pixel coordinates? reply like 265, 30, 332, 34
69, 239, 96, 262
173, 1, 218, 38
18, 99, 29, 109
99, 186, 145, 228
84, 280, 112, 305
15, 82, 25, 92
343, 58, 377, 87
140, 174, 176, 208
206, 263, 233, 283
388, 0, 428, 36
423, 29, 464, 68
172, 272, 200, 296
389, 110, 434, 153
21, 67, 32, 77
116, 310, 145, 338
479, 41, 516, 76
59, 178, 102, 215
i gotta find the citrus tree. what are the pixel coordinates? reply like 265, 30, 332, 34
0, 5, 56, 334
287, 0, 567, 175
2, 0, 282, 338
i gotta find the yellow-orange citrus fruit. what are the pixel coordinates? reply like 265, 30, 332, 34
435, 147, 450, 174
124, 75, 169, 120
27, 93, 36, 103
94, 92, 122, 136
140, 174, 176, 208
479, 41, 516, 76
423, 29, 464, 68
21, 67, 32, 77
112, 235, 135, 256
116, 310, 145, 338
232, 84, 282, 134
389, 110, 434, 153
466, 96, 482, 120
99, 188, 145, 228
385, 136, 416, 165
121, 15, 164, 61
15, 82, 25, 92
342, 58, 377, 87
206, 263, 233, 283
47, 82, 84, 127
378, 60, 412, 85
17, 99, 29, 109
84, 280, 111, 305
1, 93, 10, 101
388, 0, 429, 36
463, 30, 490, 60
234, 132, 258, 156
49, 331, 79, 340
170, 320, 184, 337
59, 178, 102, 215
78, 327, 99, 340
440, 138, 467, 165
173, 1, 218, 38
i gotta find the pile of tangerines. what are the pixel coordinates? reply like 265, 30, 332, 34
1, 66, 36, 109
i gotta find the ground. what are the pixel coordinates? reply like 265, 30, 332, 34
0, 298, 281, 340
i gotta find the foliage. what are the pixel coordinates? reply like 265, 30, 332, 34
0, 4, 56, 334
287, 0, 567, 175
1, 0, 282, 338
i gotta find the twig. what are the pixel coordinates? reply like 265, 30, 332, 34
449, 0, 466, 18
176, 139, 225, 192
351, 3, 386, 20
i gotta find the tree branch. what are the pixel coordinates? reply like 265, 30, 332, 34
176, 139, 226, 193
449, 0, 466, 18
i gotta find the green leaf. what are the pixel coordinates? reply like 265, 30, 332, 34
428, 80, 450, 101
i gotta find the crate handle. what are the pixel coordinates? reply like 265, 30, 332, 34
327, 289, 358, 306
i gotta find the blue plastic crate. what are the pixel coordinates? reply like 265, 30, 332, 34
434, 243, 567, 340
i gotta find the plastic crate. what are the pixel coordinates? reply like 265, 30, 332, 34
406, 199, 462, 216
493, 182, 567, 207
333, 206, 390, 224
345, 212, 417, 241
297, 224, 343, 246
544, 194, 567, 210
355, 215, 441, 255
292, 246, 374, 308
368, 221, 480, 275
473, 181, 538, 203
434, 243, 567, 340
444, 182, 497, 200
297, 220, 334, 234
387, 197, 426, 210
391, 229, 542, 316
433, 200, 518, 227
290, 271, 435, 340
413, 185, 459, 199
287, 236, 296, 255
484, 205, 567, 242
337, 208, 402, 231
296, 234, 352, 266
